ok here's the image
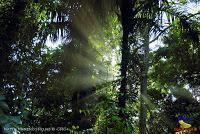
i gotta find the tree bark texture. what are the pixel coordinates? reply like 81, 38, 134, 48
139, 27, 150, 134
118, 0, 134, 119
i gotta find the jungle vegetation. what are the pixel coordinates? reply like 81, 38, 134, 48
0, 0, 199, 134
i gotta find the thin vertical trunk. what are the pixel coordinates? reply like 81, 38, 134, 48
118, 30, 129, 118
139, 27, 150, 134
72, 91, 80, 125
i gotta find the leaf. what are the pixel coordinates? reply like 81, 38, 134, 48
0, 115, 8, 124
0, 96, 6, 101
8, 116, 22, 125
0, 101, 9, 111
0, 115, 22, 125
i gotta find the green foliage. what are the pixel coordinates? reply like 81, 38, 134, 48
0, 95, 22, 134
151, 18, 200, 86
147, 8, 200, 133
0, 0, 199, 134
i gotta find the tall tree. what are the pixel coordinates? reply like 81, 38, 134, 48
118, 0, 134, 120
139, 26, 150, 134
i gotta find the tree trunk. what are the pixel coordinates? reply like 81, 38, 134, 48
139, 27, 150, 134
118, 30, 129, 118
118, 0, 134, 119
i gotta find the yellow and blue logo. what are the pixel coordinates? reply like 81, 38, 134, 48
173, 116, 197, 134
